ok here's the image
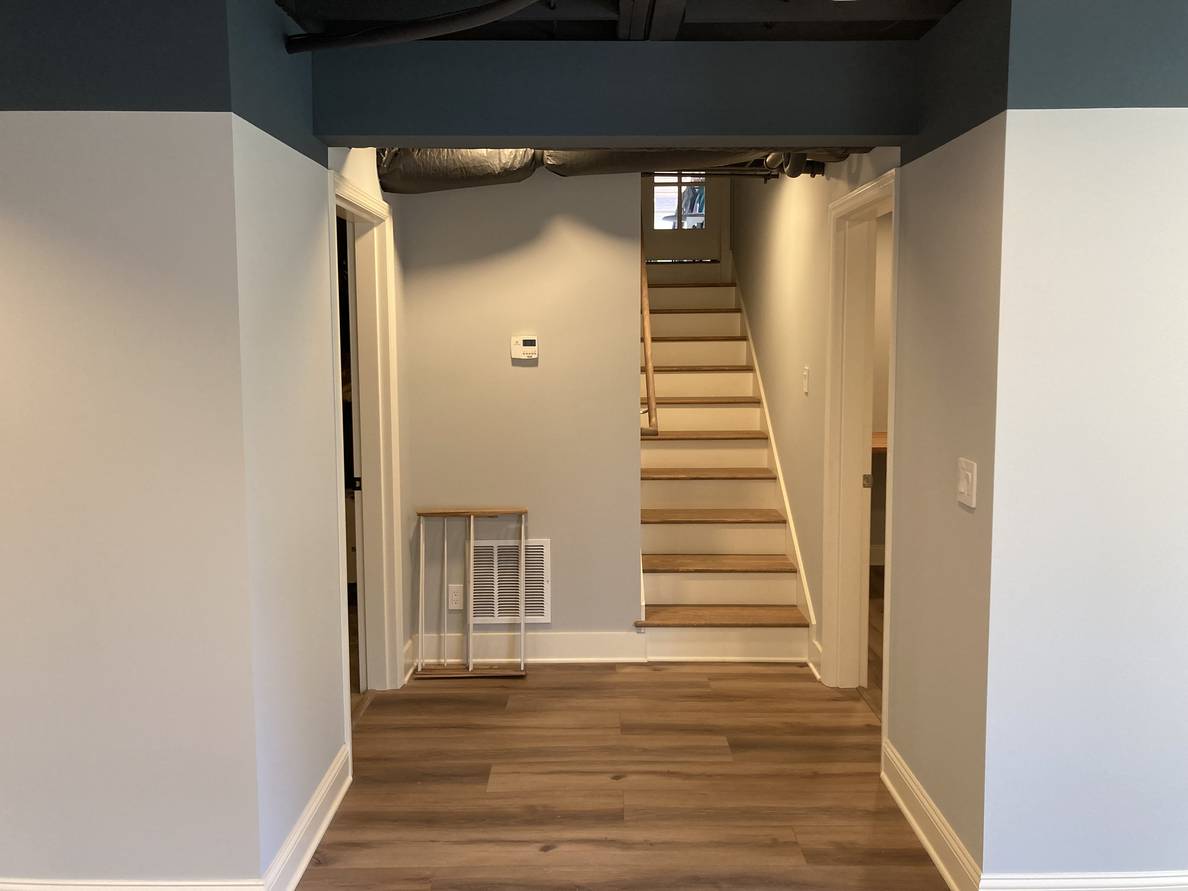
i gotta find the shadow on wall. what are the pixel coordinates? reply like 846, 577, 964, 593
390, 171, 637, 270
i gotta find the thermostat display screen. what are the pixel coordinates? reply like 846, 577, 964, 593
511, 335, 539, 360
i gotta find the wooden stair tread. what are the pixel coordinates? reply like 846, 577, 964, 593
643, 335, 747, 342
649, 307, 741, 315
643, 429, 768, 441
642, 364, 754, 373
642, 508, 785, 525
641, 395, 762, 405
641, 466, 777, 480
649, 282, 737, 288
635, 604, 808, 628
642, 554, 798, 573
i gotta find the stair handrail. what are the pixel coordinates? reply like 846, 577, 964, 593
640, 257, 659, 436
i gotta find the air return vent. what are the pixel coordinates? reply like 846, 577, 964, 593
472, 539, 551, 624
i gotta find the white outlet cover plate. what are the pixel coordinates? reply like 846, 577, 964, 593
447, 584, 464, 610
957, 457, 977, 509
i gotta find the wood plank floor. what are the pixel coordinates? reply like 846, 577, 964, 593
299, 664, 945, 891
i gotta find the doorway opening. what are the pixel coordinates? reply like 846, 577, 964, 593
821, 170, 896, 712
331, 176, 404, 722
337, 214, 367, 716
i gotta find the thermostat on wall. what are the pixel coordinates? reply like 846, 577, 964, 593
511, 335, 538, 360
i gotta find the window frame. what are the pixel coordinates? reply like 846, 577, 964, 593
652, 171, 708, 231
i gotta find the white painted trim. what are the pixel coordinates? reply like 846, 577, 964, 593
0, 882, 260, 890
980, 873, 1188, 891
820, 168, 897, 688
0, 747, 351, 891
882, 739, 981, 891
401, 634, 416, 686
261, 745, 351, 891
880, 195, 902, 731
325, 177, 355, 754
413, 631, 646, 664
736, 301, 818, 631
333, 178, 404, 692
333, 173, 390, 224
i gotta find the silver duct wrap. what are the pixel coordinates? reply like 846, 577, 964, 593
377, 147, 871, 193
377, 148, 541, 193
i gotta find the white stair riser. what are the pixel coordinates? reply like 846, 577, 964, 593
642, 524, 788, 554
641, 440, 771, 468
648, 312, 742, 337
644, 340, 748, 365
644, 571, 798, 604
646, 286, 738, 310
641, 478, 781, 509
651, 405, 761, 430
644, 626, 808, 662
641, 371, 755, 398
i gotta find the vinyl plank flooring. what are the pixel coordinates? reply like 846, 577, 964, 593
298, 664, 945, 891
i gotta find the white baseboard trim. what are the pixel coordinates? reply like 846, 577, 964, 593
882, 739, 981, 891
0, 747, 350, 891
401, 635, 415, 686
0, 883, 260, 890
261, 744, 351, 891
981, 873, 1188, 890
411, 631, 646, 665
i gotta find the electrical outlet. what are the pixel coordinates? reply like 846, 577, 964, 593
447, 584, 464, 611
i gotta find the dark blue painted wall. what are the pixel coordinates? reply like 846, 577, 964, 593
0, 0, 325, 164
0, 1, 232, 111
226, 0, 323, 164
1008, 0, 1188, 110
903, 0, 1012, 163
5, 1, 1188, 168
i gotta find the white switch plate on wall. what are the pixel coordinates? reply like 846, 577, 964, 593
447, 584, 464, 610
957, 457, 977, 509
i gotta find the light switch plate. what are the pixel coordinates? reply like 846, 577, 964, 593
957, 457, 977, 509
447, 584, 464, 611
802, 366, 811, 395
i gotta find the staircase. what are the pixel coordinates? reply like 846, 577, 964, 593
638, 278, 808, 661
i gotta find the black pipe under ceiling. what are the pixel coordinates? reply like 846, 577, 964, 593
285, 0, 540, 53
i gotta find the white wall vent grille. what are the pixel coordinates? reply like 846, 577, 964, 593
472, 539, 551, 624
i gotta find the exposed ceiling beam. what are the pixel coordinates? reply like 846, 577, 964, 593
684, 0, 957, 24
618, 0, 653, 39
648, 0, 686, 39
313, 40, 918, 147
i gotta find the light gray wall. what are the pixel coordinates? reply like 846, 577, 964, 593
232, 116, 347, 870
731, 149, 899, 623
983, 107, 1188, 874
389, 171, 641, 636
889, 113, 1006, 866
0, 110, 350, 882
0, 110, 261, 880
